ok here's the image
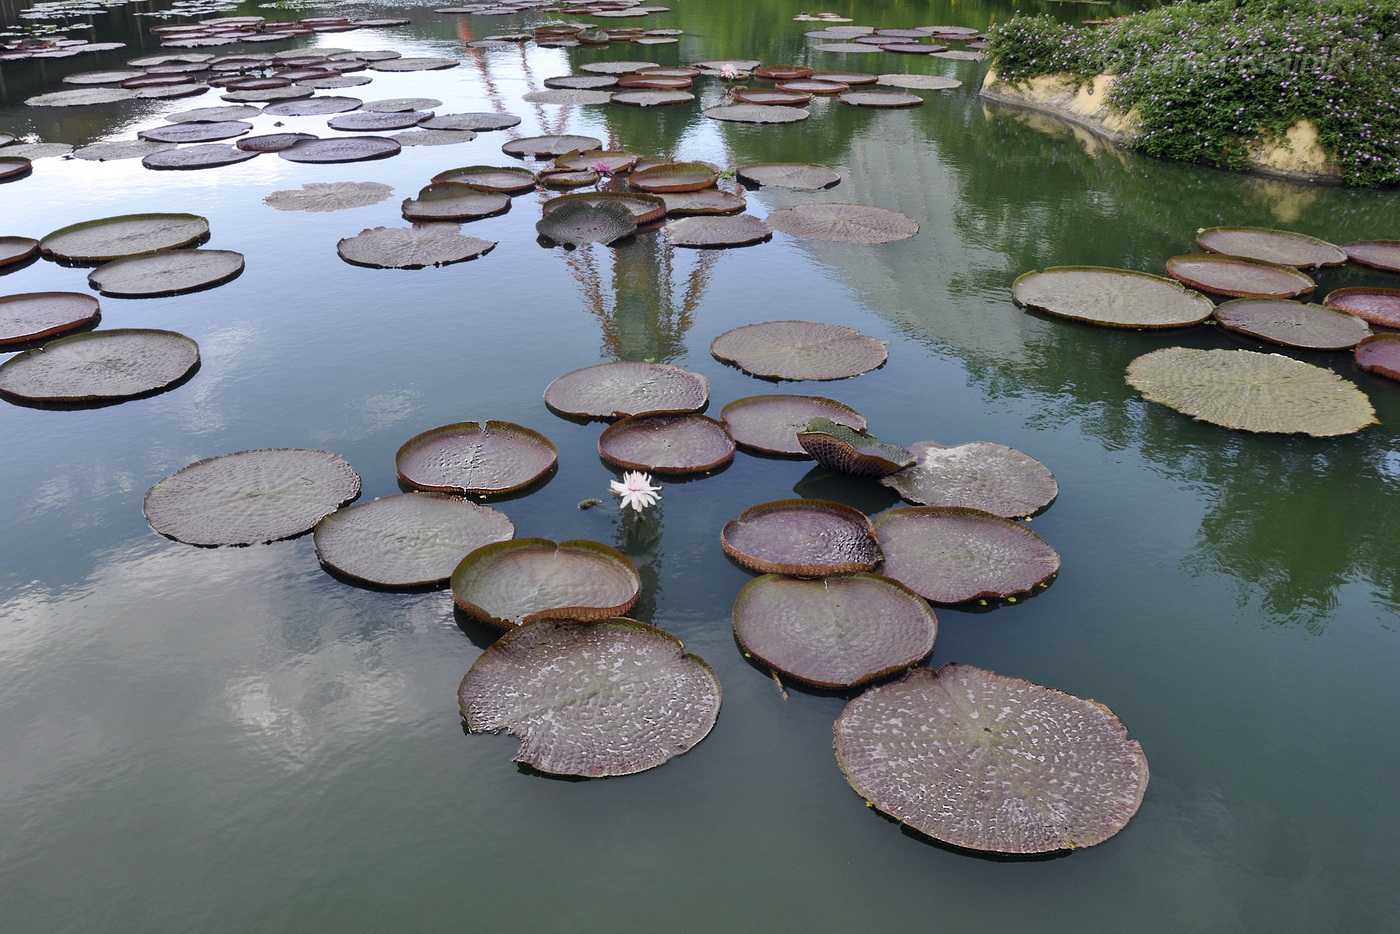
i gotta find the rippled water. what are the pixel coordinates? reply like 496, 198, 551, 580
2, 2, 1398, 931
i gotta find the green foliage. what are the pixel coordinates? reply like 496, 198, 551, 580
987, 0, 1400, 186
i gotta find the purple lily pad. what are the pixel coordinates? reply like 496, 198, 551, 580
451, 538, 640, 628
711, 320, 888, 381
722, 499, 881, 576
599, 413, 736, 475
881, 441, 1058, 518
544, 361, 709, 419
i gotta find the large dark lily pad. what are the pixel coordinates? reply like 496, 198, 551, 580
397, 420, 557, 494
537, 199, 637, 247
835, 664, 1148, 853
544, 361, 708, 419
402, 183, 510, 221
798, 418, 914, 477
0, 328, 198, 402
0, 292, 101, 347
873, 506, 1060, 603
543, 75, 620, 90
1343, 240, 1400, 273
88, 249, 243, 297
327, 110, 430, 131
451, 539, 640, 628
278, 136, 401, 163
1323, 287, 1400, 329
337, 226, 495, 269
1212, 298, 1370, 350
137, 121, 252, 143
1125, 347, 1376, 436
733, 573, 934, 688
141, 144, 261, 171
765, 203, 918, 243
664, 215, 772, 249
237, 133, 319, 153
262, 95, 364, 116
737, 163, 840, 190
881, 441, 1058, 518
1196, 226, 1347, 269
313, 493, 514, 587
432, 164, 537, 193
542, 192, 667, 226
458, 617, 719, 776
720, 394, 866, 455
1012, 266, 1214, 329
1355, 334, 1400, 382
144, 448, 361, 546
0, 157, 32, 182
599, 413, 736, 474
502, 135, 603, 158
703, 104, 809, 124
722, 499, 881, 575
40, 213, 210, 263
1165, 254, 1315, 299
628, 162, 719, 193
264, 181, 394, 212
419, 112, 522, 131
711, 320, 888, 381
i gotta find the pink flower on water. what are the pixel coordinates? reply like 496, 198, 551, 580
718, 63, 739, 80
592, 160, 613, 176
610, 471, 661, 512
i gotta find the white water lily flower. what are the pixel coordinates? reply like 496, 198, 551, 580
610, 471, 662, 512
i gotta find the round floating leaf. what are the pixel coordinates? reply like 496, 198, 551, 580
369, 57, 459, 71
397, 420, 556, 494
543, 75, 619, 90
261, 95, 363, 116
580, 60, 660, 74
337, 226, 495, 269
835, 664, 1149, 853
166, 104, 261, 122
1012, 266, 1214, 329
542, 192, 667, 226
327, 110, 430, 131
0, 236, 40, 269
1125, 347, 1376, 436
720, 394, 866, 455
737, 163, 840, 190
693, 59, 762, 72
722, 499, 881, 576
138, 120, 252, 144
778, 79, 850, 94
41, 213, 210, 263
873, 506, 1060, 603
263, 181, 393, 212
544, 361, 708, 419
732, 88, 811, 106
812, 71, 878, 85
703, 104, 809, 123
1323, 287, 1400, 328
754, 63, 814, 80
278, 136, 400, 163
798, 418, 914, 477
64, 69, 147, 85
1, 142, 74, 160
1165, 254, 1315, 299
610, 89, 694, 107
362, 97, 442, 112
314, 492, 513, 587
419, 112, 522, 131
26, 87, 138, 106
556, 150, 639, 173
402, 183, 510, 221
235, 132, 318, 153
88, 249, 244, 297
502, 134, 603, 158
1343, 240, 1400, 273
814, 42, 881, 54
144, 448, 361, 546
432, 164, 537, 193
711, 320, 888, 381
522, 89, 614, 105
221, 86, 315, 103
599, 413, 736, 474
876, 73, 961, 89
451, 539, 640, 628
0, 292, 101, 347
390, 129, 478, 147
0, 328, 198, 402
1356, 334, 1400, 382
1196, 226, 1347, 269
880, 441, 1058, 517
0, 158, 32, 182
536, 199, 637, 247
733, 573, 934, 688
1212, 298, 1370, 350
71, 140, 177, 162
659, 190, 747, 216
766, 203, 918, 243
458, 617, 719, 776
664, 215, 772, 249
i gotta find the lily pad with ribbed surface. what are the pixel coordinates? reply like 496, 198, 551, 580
396, 420, 557, 495
1165, 254, 1315, 299
1196, 226, 1346, 269
1012, 266, 1213, 329
766, 203, 917, 243
458, 617, 719, 775
277, 136, 400, 163
144, 448, 361, 546
541, 192, 668, 226
502, 134, 603, 158
659, 190, 746, 216
544, 361, 708, 419
711, 320, 887, 381
873, 506, 1060, 603
599, 413, 736, 474
881, 441, 1058, 517
431, 164, 537, 193
451, 538, 640, 628
835, 664, 1148, 853
264, 181, 394, 212
798, 418, 913, 477
313, 492, 513, 587
629, 161, 719, 193
402, 183, 510, 221
722, 499, 881, 576
0, 292, 100, 347
737, 163, 840, 190
0, 328, 198, 402
1212, 298, 1370, 350
720, 394, 865, 455
537, 199, 637, 247
337, 225, 495, 269
1356, 334, 1400, 382
664, 215, 772, 248
703, 104, 809, 124
1323, 287, 1400, 328
88, 249, 244, 297
137, 120, 252, 144
142, 145, 261, 171
40, 213, 209, 263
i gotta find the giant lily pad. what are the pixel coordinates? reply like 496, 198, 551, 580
1165, 254, 1315, 299
580, 60, 659, 74
391, 130, 478, 147
543, 75, 619, 90
0, 158, 32, 182
137, 120, 253, 143
141, 144, 261, 171
720, 394, 866, 455
659, 190, 747, 216
703, 104, 809, 124
144, 448, 361, 546
26, 87, 138, 106
876, 74, 961, 90
88, 249, 244, 297
834, 664, 1148, 853
0, 328, 198, 403
457, 616, 719, 776
278, 136, 400, 163
313, 493, 513, 587
1125, 347, 1376, 436
262, 95, 364, 116
737, 163, 840, 190
71, 140, 178, 162
628, 162, 718, 193
419, 112, 522, 131
0, 292, 101, 347
765, 203, 918, 243
610, 89, 694, 107
432, 164, 537, 193
599, 413, 736, 474
41, 213, 210, 263
798, 419, 914, 477
264, 181, 393, 212
711, 320, 888, 381
1212, 299, 1370, 350
450, 538, 640, 628
502, 135, 603, 158
873, 506, 1060, 603
1012, 266, 1214, 329
542, 192, 667, 226
537, 199, 637, 247
0, 237, 40, 270
237, 133, 319, 153
664, 215, 772, 249
881, 441, 1058, 517
544, 361, 708, 419
1323, 287, 1400, 328
327, 110, 430, 131
1196, 226, 1347, 268
733, 88, 811, 106
397, 420, 557, 494
522, 89, 614, 105
402, 183, 510, 221
1343, 240, 1400, 273
1355, 334, 1400, 382
337, 226, 495, 269
722, 499, 881, 575
838, 90, 923, 107
370, 57, 459, 71
733, 573, 934, 688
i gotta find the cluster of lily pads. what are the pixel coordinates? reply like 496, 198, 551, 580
1014, 227, 1400, 436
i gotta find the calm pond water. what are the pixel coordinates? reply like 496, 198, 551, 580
2, 1, 1398, 931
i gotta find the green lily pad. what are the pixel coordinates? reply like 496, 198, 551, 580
536, 199, 637, 247
722, 499, 881, 576
40, 213, 210, 263
264, 181, 394, 212
628, 162, 719, 193
522, 89, 614, 105
711, 320, 888, 381
876, 74, 961, 89
396, 420, 557, 494
337, 225, 495, 269
1196, 226, 1347, 269
0, 328, 199, 403
765, 203, 918, 243
881, 441, 1058, 518
0, 292, 101, 347
720, 394, 866, 455
598, 413, 736, 475
88, 249, 244, 297
327, 110, 431, 131
1013, 266, 1214, 329
544, 361, 709, 419
1212, 298, 1371, 350
451, 538, 640, 628
798, 418, 914, 477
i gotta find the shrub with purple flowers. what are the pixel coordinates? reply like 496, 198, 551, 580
988, 0, 1400, 187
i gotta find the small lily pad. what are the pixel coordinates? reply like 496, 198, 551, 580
1196, 226, 1347, 269
880, 441, 1058, 517
737, 163, 840, 190
314, 493, 514, 587
432, 164, 537, 193
0, 328, 198, 402
537, 199, 637, 247
733, 573, 934, 688
88, 249, 244, 297
337, 226, 495, 269
458, 616, 719, 776
544, 361, 709, 419
41, 213, 210, 264
1012, 266, 1214, 329
1165, 254, 1315, 299
599, 413, 736, 474
0, 292, 101, 347
264, 181, 393, 212
397, 420, 557, 494
1212, 298, 1371, 350
402, 183, 510, 221
711, 320, 888, 381
1343, 240, 1400, 273
451, 539, 640, 628
1355, 334, 1400, 382
798, 418, 914, 477
765, 203, 918, 243
722, 499, 881, 576
664, 215, 772, 249
145, 448, 361, 546
720, 394, 866, 455
1323, 287, 1400, 328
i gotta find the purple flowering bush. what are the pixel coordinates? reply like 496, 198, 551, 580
988, 0, 1400, 187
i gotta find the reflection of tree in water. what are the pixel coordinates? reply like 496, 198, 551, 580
613, 502, 664, 622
